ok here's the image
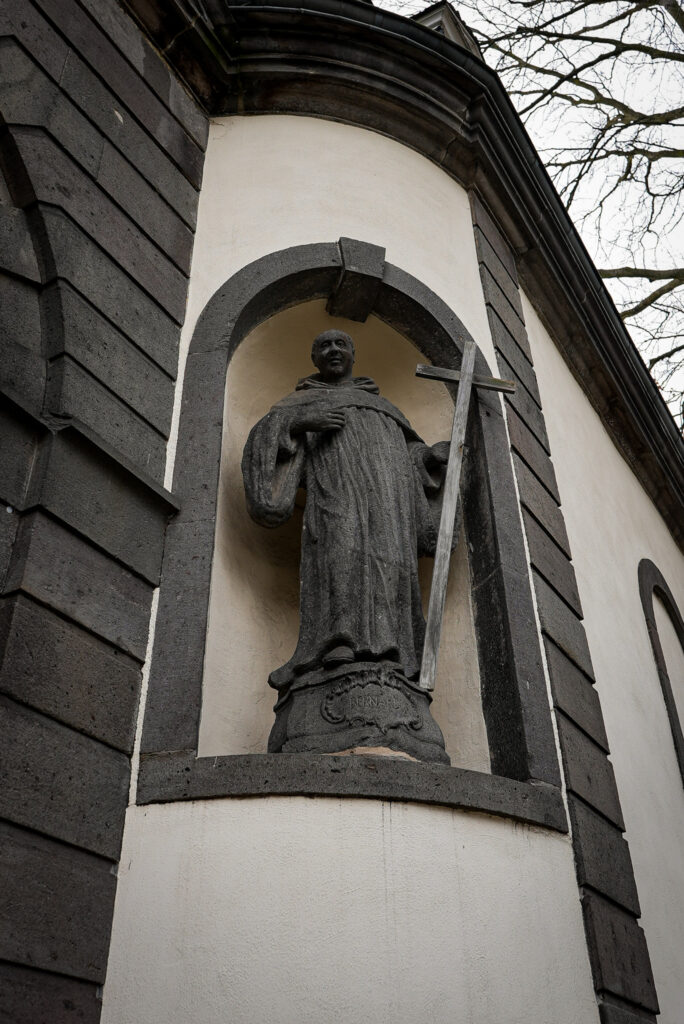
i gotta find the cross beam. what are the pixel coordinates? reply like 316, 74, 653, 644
416, 342, 515, 692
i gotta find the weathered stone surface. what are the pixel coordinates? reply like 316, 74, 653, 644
598, 997, 658, 1024
0, 962, 101, 1024
0, 207, 40, 281
0, 822, 117, 982
0, 593, 140, 752
507, 406, 561, 502
474, 227, 520, 309
138, 751, 567, 831
513, 453, 571, 557
32, 0, 203, 186
46, 356, 166, 481
470, 193, 518, 281
583, 892, 659, 1014
544, 637, 606, 746
326, 236, 385, 321
5, 511, 152, 660
569, 795, 640, 914
41, 208, 179, 367
534, 571, 594, 678
557, 713, 624, 828
44, 282, 175, 435
0, 403, 40, 508
0, 696, 129, 859
489, 310, 542, 405
499, 351, 550, 452
523, 508, 583, 616
35, 428, 171, 583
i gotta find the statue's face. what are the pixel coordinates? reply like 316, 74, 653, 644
312, 332, 355, 382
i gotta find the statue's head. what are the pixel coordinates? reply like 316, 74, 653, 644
311, 330, 355, 383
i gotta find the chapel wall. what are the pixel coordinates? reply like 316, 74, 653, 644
101, 798, 600, 1024
521, 290, 684, 1024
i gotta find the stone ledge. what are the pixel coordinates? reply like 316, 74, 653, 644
137, 751, 568, 832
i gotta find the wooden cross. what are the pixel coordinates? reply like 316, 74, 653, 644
416, 341, 516, 692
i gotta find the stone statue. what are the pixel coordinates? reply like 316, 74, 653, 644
242, 330, 451, 763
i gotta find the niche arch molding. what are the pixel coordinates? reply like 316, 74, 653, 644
138, 238, 565, 831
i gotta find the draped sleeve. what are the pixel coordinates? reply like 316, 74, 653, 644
241, 406, 306, 528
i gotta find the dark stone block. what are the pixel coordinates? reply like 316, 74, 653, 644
0, 508, 19, 590
0, 339, 46, 413
481, 265, 532, 362
489, 310, 542, 406
583, 892, 659, 1014
598, 996, 658, 1024
0, 695, 129, 859
45, 355, 166, 481
0, 822, 116, 983
326, 236, 385, 321
557, 713, 624, 828
45, 283, 174, 435
172, 349, 229, 519
79, 0, 207, 146
507, 406, 560, 502
469, 193, 518, 282
544, 637, 606, 746
34, 428, 172, 583
0, 402, 41, 508
473, 226, 520, 309
523, 508, 583, 616
97, 140, 194, 273
534, 571, 594, 677
0, 276, 42, 359
0, 962, 101, 1024
41, 208, 179, 373
0, 207, 40, 281
0, 593, 140, 753
513, 453, 571, 558
16, 131, 187, 321
59, 49, 198, 227
497, 351, 550, 453
138, 751, 567, 831
142, 518, 216, 753
569, 795, 640, 914
32, 0, 204, 187
1, 1, 69, 82
0, 41, 104, 177
5, 511, 153, 660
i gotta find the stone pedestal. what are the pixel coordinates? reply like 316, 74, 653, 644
268, 661, 450, 765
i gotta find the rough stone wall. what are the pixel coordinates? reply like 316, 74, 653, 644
0, 2, 206, 1018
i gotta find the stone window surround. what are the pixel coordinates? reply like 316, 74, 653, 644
137, 238, 566, 834
638, 558, 684, 786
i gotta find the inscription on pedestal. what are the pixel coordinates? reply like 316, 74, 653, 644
321, 673, 422, 732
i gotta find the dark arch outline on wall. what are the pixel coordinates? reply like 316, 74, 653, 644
137, 238, 565, 832
639, 558, 684, 786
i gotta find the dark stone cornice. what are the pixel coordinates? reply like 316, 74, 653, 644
122, 0, 683, 545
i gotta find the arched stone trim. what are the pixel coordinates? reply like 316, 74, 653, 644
639, 558, 684, 786
138, 239, 564, 830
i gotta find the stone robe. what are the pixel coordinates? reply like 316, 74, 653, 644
242, 375, 443, 690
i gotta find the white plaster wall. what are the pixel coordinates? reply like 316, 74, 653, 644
521, 293, 684, 1024
165, 113, 497, 490
199, 300, 488, 769
102, 799, 599, 1024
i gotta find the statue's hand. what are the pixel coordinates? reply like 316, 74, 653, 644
291, 409, 346, 435
430, 440, 450, 465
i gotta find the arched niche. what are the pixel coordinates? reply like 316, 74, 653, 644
199, 299, 487, 770
139, 239, 563, 830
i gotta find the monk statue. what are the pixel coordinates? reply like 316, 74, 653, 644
242, 329, 451, 763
